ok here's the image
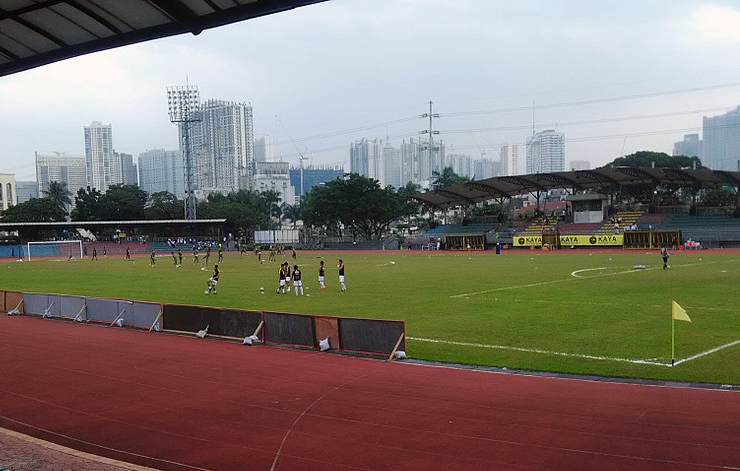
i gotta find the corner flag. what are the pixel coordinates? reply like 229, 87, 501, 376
672, 301, 691, 322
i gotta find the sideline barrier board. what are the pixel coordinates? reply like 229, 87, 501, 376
23, 293, 50, 316
131, 301, 162, 329
162, 304, 202, 332
217, 309, 262, 339
59, 296, 86, 320
338, 318, 405, 355
86, 298, 124, 324
263, 311, 315, 347
0, 290, 5, 312
5, 291, 24, 314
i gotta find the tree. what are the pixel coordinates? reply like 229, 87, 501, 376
607, 151, 703, 169
701, 186, 736, 207
42, 181, 73, 214
71, 187, 103, 221
281, 203, 302, 229
256, 190, 282, 228
1, 198, 65, 222
197, 189, 269, 234
100, 184, 148, 220
302, 173, 403, 240
431, 167, 471, 190
146, 192, 183, 219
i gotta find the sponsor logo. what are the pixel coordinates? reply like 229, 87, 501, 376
589, 236, 597, 244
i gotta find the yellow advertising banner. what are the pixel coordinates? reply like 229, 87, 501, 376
558, 235, 623, 246
513, 235, 624, 247
513, 235, 542, 247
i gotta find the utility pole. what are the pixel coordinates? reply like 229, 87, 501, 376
420, 101, 440, 173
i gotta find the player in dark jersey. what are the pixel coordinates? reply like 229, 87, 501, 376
171, 251, 177, 266
318, 260, 326, 289
125, 247, 131, 261
205, 264, 219, 295
150, 250, 156, 268
177, 248, 182, 266
338, 259, 346, 292
277, 262, 287, 294
217, 244, 224, 263
204, 246, 211, 265
661, 246, 669, 270
193, 248, 199, 265
293, 265, 303, 295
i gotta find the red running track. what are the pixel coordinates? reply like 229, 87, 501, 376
1, 315, 739, 471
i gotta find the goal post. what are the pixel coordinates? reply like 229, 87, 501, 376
27, 240, 84, 261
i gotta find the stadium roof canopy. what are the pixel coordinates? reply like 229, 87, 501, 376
0, 218, 227, 229
412, 167, 740, 210
0, 0, 326, 77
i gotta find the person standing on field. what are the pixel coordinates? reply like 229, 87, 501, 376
338, 259, 347, 292
661, 246, 669, 270
293, 265, 303, 296
318, 260, 326, 289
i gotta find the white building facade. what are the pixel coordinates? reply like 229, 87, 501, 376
35, 152, 87, 199
526, 130, 565, 174
188, 100, 254, 194
0, 174, 17, 213
84, 121, 121, 192
702, 107, 740, 170
243, 161, 295, 207
137, 149, 184, 197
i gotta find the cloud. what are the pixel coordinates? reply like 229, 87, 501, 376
691, 3, 740, 43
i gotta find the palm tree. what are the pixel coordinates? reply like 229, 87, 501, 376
43, 181, 73, 214
281, 203, 302, 229
431, 167, 470, 190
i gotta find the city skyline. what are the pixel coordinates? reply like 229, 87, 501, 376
2, 1, 740, 182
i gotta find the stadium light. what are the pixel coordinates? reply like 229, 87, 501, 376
167, 84, 201, 220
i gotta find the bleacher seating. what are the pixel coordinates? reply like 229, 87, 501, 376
662, 215, 740, 247
518, 217, 558, 237
595, 210, 643, 235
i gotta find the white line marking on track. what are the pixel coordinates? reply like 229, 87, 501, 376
407, 336, 671, 367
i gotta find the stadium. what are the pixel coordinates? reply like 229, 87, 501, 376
2, 2, 740, 471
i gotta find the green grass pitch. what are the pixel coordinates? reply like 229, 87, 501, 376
2, 250, 739, 385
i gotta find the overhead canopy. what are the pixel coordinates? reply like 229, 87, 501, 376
0, 0, 326, 77
413, 167, 740, 210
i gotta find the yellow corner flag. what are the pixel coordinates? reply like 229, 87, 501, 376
672, 301, 691, 323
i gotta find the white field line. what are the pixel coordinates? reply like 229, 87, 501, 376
451, 259, 735, 299
673, 339, 740, 366
407, 336, 671, 367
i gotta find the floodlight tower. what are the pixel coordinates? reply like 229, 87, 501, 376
167, 84, 201, 220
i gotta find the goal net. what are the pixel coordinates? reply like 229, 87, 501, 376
27, 240, 83, 261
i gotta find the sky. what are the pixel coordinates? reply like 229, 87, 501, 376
2, 0, 740, 182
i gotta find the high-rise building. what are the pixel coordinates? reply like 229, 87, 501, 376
15, 181, 38, 203
473, 158, 498, 179
500, 144, 520, 176
254, 135, 276, 163
189, 99, 254, 193
35, 152, 87, 200
137, 149, 184, 198
0, 174, 16, 213
118, 152, 137, 185
447, 154, 473, 178
350, 138, 384, 185
399, 138, 423, 186
526, 130, 565, 174
289, 165, 344, 197
383, 141, 401, 189
702, 106, 740, 171
673, 133, 701, 158
84, 121, 120, 192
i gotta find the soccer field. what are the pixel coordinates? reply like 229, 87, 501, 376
2, 249, 740, 385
